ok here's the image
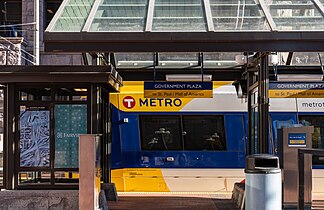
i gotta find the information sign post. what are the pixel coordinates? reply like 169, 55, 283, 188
79, 134, 101, 210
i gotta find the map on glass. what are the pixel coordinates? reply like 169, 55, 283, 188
20, 106, 50, 167
54, 104, 87, 168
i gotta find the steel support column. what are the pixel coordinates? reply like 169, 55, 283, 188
5, 84, 15, 189
258, 54, 269, 153
246, 72, 253, 155
247, 71, 253, 155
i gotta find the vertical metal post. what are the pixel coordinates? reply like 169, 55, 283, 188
298, 150, 305, 210
258, 54, 269, 153
5, 84, 15, 189
153, 52, 158, 82
34, 0, 39, 65
247, 71, 252, 155
200, 53, 204, 81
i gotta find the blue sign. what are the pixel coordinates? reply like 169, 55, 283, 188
144, 82, 213, 98
288, 133, 306, 147
269, 82, 324, 98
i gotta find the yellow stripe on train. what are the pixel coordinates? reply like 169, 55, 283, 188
111, 168, 170, 192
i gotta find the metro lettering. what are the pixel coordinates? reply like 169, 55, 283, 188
139, 98, 182, 107
139, 98, 148, 106
165, 99, 172, 106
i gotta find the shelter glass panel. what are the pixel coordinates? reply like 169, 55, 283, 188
299, 115, 324, 165
90, 0, 148, 31
54, 171, 79, 184
19, 88, 51, 101
55, 87, 88, 101
153, 0, 207, 31
52, 0, 95, 31
19, 106, 50, 167
209, 0, 270, 31
158, 53, 198, 67
54, 104, 87, 168
266, 0, 324, 30
290, 52, 324, 65
115, 53, 154, 68
18, 171, 51, 185
204, 52, 239, 68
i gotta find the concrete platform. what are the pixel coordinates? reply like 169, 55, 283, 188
108, 192, 324, 210
107, 192, 238, 210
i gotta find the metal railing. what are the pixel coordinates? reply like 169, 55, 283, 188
298, 148, 324, 210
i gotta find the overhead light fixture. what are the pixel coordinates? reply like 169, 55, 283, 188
74, 88, 87, 92
277, 74, 323, 82
165, 74, 212, 82
47, 9, 54, 14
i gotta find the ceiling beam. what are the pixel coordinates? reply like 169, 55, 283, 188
44, 31, 324, 52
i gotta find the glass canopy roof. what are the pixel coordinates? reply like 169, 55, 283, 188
47, 0, 324, 32
113, 52, 324, 69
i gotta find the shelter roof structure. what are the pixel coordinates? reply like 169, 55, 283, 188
45, 0, 324, 52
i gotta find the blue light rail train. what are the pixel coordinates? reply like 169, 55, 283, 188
109, 81, 324, 192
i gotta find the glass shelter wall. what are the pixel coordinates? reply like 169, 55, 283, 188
17, 86, 88, 187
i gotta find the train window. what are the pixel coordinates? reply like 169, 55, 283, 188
140, 115, 182, 150
183, 115, 226, 151
299, 116, 324, 165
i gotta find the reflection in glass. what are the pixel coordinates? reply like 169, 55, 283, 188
140, 115, 227, 151
53, 0, 95, 31
55, 87, 87, 101
159, 53, 198, 66
266, 0, 324, 30
153, 0, 206, 31
19, 88, 51, 101
54, 171, 79, 184
20, 107, 50, 167
115, 52, 242, 69
204, 52, 239, 68
54, 104, 87, 168
90, 0, 147, 31
291, 52, 324, 65
183, 115, 226, 150
210, 0, 269, 30
140, 115, 182, 150
300, 116, 324, 165
115, 53, 154, 67
18, 171, 51, 185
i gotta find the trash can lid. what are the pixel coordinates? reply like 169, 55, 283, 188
245, 154, 280, 174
